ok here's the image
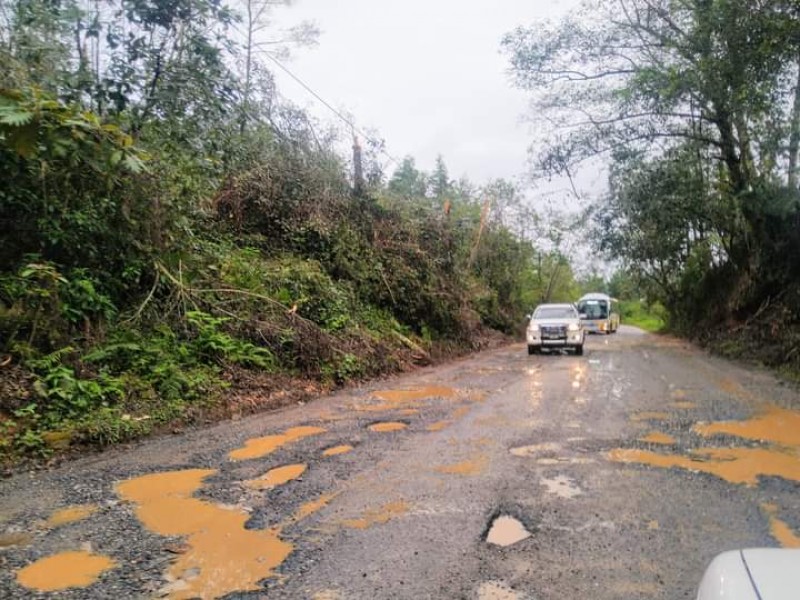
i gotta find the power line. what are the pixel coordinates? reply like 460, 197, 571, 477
263, 53, 401, 166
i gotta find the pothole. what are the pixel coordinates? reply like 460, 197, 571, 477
477, 580, 524, 600
539, 475, 582, 499
485, 515, 531, 547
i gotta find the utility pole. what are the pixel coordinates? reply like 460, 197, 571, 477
352, 135, 364, 198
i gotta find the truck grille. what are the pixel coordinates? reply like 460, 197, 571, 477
540, 325, 567, 339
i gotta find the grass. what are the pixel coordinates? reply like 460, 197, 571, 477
619, 300, 666, 333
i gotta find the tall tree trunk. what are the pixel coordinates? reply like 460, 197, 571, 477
788, 58, 800, 189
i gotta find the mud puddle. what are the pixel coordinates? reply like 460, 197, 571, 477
116, 469, 292, 599
46, 504, 97, 528
477, 580, 524, 599
0, 532, 32, 548
539, 475, 582, 499
372, 386, 457, 403
694, 405, 800, 447
630, 412, 669, 422
485, 515, 531, 547
435, 454, 488, 476
246, 463, 306, 490
639, 432, 676, 445
614, 404, 800, 486
322, 445, 353, 457
16, 550, 116, 592
368, 422, 407, 433
609, 447, 800, 486
761, 503, 800, 548
229, 426, 326, 461
339, 501, 409, 529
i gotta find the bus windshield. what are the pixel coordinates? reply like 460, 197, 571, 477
578, 300, 608, 319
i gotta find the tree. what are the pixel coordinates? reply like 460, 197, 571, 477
388, 156, 427, 199
430, 155, 451, 200
237, 0, 319, 132
504, 0, 800, 326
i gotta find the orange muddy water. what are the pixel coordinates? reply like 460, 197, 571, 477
630, 412, 669, 422
292, 493, 338, 522
228, 426, 326, 461
372, 386, 456, 403
694, 405, 800, 447
761, 503, 800, 548
46, 504, 97, 528
246, 464, 307, 490
339, 501, 409, 530
322, 445, 353, 457
368, 422, 407, 433
426, 421, 450, 432
116, 469, 292, 599
609, 447, 800, 486
639, 432, 676, 445
671, 401, 697, 409
435, 455, 488, 476
16, 550, 116, 591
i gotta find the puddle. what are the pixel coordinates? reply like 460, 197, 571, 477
229, 426, 326, 461
611, 581, 660, 596
694, 405, 800, 447
372, 386, 456, 403
0, 532, 32, 548
46, 504, 97, 528
426, 421, 450, 432
762, 503, 800, 548
509, 443, 561, 457
486, 515, 531, 547
368, 422, 407, 433
246, 464, 306, 490
539, 475, 582, 499
639, 432, 676, 445
293, 493, 338, 522
312, 591, 344, 600
671, 401, 697, 409
630, 412, 669, 422
536, 457, 595, 465
608, 447, 800, 486
714, 376, 758, 402
322, 445, 353, 457
452, 406, 472, 419
116, 469, 292, 599
16, 550, 116, 591
477, 580, 523, 600
340, 501, 409, 529
435, 455, 488, 476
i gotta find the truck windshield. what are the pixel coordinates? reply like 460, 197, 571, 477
578, 300, 608, 319
534, 307, 576, 319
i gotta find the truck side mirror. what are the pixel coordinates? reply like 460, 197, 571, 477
579, 313, 587, 319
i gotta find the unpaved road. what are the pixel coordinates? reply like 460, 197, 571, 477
2, 326, 800, 599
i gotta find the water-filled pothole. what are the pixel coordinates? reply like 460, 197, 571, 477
485, 515, 531, 547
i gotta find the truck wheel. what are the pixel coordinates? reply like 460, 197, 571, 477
528, 345, 539, 355
575, 344, 584, 356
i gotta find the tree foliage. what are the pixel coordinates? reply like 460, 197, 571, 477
505, 0, 800, 335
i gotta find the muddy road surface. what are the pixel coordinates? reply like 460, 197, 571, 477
2, 326, 800, 599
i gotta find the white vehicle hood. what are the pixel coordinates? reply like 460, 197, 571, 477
530, 318, 580, 326
697, 549, 800, 600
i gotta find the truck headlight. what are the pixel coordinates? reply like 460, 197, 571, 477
567, 323, 580, 332
528, 324, 539, 332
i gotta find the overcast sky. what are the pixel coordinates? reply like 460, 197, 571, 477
270, 0, 583, 185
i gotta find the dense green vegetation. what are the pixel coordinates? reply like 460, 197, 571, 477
505, 0, 800, 365
0, 0, 584, 463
